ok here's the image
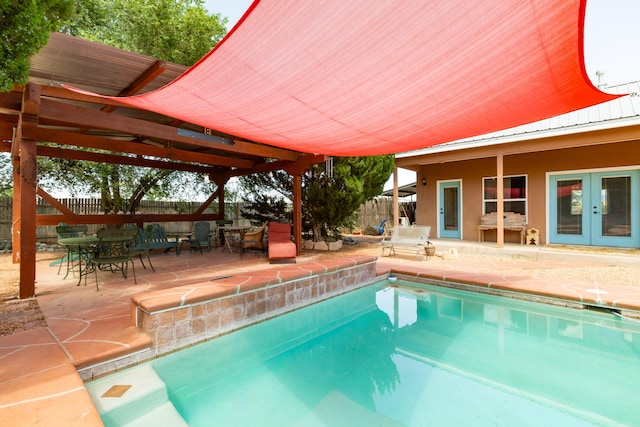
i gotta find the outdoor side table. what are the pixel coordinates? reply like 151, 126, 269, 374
221, 226, 251, 253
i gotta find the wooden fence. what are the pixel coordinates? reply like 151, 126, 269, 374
351, 197, 416, 233
0, 198, 248, 243
0, 197, 415, 242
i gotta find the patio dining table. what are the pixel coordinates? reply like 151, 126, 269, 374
58, 234, 137, 286
58, 236, 100, 285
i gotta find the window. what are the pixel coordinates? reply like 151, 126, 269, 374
483, 175, 527, 216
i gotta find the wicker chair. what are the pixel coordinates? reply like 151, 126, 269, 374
240, 222, 267, 257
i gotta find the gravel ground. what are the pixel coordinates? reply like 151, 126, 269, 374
338, 239, 640, 288
0, 252, 58, 336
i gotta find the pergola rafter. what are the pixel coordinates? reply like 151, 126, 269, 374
1, 33, 325, 298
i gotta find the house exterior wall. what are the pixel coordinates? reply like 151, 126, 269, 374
414, 140, 640, 245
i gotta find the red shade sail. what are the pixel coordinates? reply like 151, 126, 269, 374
74, 0, 619, 156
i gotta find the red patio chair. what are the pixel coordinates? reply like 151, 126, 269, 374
267, 222, 296, 263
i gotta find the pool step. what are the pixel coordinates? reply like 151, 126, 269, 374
112, 401, 188, 427
85, 364, 187, 427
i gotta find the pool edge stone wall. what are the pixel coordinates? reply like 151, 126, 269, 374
133, 255, 378, 360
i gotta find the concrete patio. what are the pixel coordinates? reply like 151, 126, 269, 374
1, 241, 640, 426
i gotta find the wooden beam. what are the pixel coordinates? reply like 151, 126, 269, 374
36, 187, 74, 215
35, 128, 255, 169
101, 60, 166, 113
38, 97, 300, 161
284, 154, 327, 175
193, 189, 221, 215
36, 144, 225, 174
39, 85, 130, 109
116, 61, 165, 96
35, 213, 224, 226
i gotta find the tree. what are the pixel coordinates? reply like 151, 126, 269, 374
240, 156, 395, 241
0, 0, 74, 92
239, 171, 293, 225
0, 153, 12, 197
66, 0, 227, 66
37, 151, 217, 212
30, 1, 229, 211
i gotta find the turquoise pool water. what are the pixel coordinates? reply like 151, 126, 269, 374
88, 279, 640, 426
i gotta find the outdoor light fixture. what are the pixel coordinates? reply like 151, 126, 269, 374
422, 178, 427, 186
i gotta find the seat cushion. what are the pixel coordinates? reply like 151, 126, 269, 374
268, 241, 296, 259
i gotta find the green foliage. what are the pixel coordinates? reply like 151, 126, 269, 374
0, 153, 12, 197
239, 171, 293, 225
67, 0, 227, 65
0, 0, 74, 92
37, 149, 217, 212
305, 156, 394, 239
240, 156, 395, 241
31, 1, 228, 210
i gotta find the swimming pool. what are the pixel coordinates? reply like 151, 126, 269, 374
87, 279, 640, 426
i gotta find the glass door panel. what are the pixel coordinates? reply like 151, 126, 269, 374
550, 170, 639, 247
549, 175, 589, 245
439, 181, 461, 239
591, 171, 638, 247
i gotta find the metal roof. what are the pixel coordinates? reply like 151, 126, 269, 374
381, 183, 417, 198
398, 80, 640, 158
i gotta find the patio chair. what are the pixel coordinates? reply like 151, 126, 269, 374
267, 221, 296, 263
126, 225, 155, 272
89, 228, 138, 290
240, 221, 268, 258
55, 224, 88, 277
183, 221, 213, 254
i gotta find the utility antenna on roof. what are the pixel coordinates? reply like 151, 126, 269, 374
596, 70, 607, 89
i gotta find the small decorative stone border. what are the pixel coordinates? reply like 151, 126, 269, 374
303, 239, 344, 251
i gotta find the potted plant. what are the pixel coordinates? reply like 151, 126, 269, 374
424, 241, 436, 257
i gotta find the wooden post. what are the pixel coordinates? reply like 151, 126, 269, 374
393, 166, 399, 227
293, 174, 303, 256
15, 84, 41, 298
11, 128, 21, 265
496, 152, 504, 248
212, 175, 229, 219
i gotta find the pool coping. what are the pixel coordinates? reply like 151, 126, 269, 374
380, 261, 640, 318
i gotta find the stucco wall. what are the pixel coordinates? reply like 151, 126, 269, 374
414, 140, 640, 245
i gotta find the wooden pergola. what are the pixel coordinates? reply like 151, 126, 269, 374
0, 33, 324, 299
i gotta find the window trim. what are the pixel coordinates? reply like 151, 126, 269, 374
482, 174, 528, 218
